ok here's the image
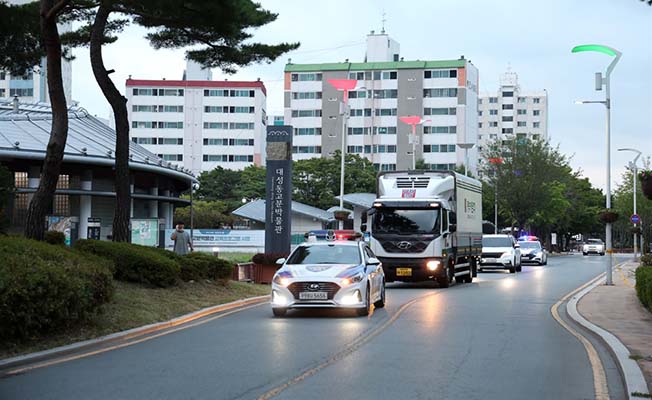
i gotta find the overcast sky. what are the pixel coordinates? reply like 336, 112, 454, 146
71, 0, 652, 192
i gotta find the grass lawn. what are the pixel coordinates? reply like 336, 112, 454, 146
0, 280, 269, 360
220, 252, 256, 264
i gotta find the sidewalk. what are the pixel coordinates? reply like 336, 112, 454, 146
577, 260, 652, 392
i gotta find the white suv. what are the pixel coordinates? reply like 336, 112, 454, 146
582, 239, 605, 256
480, 234, 522, 273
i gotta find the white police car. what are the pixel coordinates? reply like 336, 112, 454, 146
271, 232, 385, 317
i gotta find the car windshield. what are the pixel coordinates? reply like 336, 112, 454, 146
520, 242, 541, 249
587, 239, 603, 244
482, 237, 513, 247
372, 208, 440, 235
287, 245, 361, 265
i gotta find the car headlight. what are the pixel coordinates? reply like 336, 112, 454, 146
273, 271, 293, 286
340, 271, 364, 286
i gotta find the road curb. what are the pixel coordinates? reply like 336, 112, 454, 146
0, 294, 269, 374
566, 275, 650, 398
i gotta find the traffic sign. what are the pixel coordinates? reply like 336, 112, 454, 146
631, 214, 641, 224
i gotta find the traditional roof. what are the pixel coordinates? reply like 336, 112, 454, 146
0, 98, 196, 182
232, 199, 333, 223
336, 193, 377, 209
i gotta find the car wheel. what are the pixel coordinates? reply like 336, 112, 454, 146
509, 265, 516, 273
357, 285, 371, 316
600, 253, 605, 256
272, 308, 287, 317
516, 264, 522, 272
374, 281, 386, 308
543, 259, 548, 265
583, 252, 588, 256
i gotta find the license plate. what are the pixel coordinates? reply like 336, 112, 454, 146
396, 268, 412, 276
299, 292, 327, 300
483, 258, 496, 263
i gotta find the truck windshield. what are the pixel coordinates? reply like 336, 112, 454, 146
372, 208, 440, 235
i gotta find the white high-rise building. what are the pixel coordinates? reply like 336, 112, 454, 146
284, 31, 480, 173
477, 70, 548, 169
0, 0, 72, 104
126, 61, 267, 175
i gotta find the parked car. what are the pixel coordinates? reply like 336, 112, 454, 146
582, 239, 605, 256
271, 236, 385, 317
480, 234, 522, 273
519, 240, 547, 265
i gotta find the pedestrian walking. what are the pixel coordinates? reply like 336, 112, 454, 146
171, 221, 193, 255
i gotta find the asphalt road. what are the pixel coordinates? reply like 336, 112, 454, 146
0, 254, 626, 400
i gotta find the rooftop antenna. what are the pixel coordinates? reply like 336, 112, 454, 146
381, 10, 386, 34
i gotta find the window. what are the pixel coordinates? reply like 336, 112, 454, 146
132, 137, 156, 145
502, 128, 513, 134
372, 89, 398, 99
533, 98, 541, 103
478, 111, 483, 116
381, 71, 397, 80
203, 122, 229, 129
228, 106, 254, 114
502, 116, 513, 122
0, 89, 4, 97
203, 138, 254, 146
163, 105, 183, 112
292, 146, 322, 154
489, 97, 498, 103
159, 154, 183, 161
489, 109, 498, 115
424, 69, 457, 79
373, 126, 397, 135
373, 145, 396, 153
373, 71, 382, 80
489, 122, 498, 127
0, 72, 5, 80
517, 121, 527, 127
348, 72, 365, 80
533, 110, 541, 116
230, 90, 254, 97
204, 89, 229, 97
294, 127, 322, 136
292, 91, 322, 100
502, 104, 513, 110
502, 91, 514, 97
347, 145, 364, 153
9, 88, 33, 97
230, 122, 255, 130
478, 122, 483, 128
291, 73, 322, 81
424, 126, 456, 134
533, 122, 540, 128
205, 106, 227, 113
423, 88, 458, 98
158, 138, 183, 145
350, 108, 372, 117
518, 97, 527, 103
348, 127, 371, 135
424, 107, 456, 116
375, 108, 397, 116
291, 109, 322, 118
517, 109, 527, 115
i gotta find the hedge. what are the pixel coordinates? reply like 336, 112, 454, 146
179, 252, 233, 282
44, 230, 65, 246
636, 266, 652, 311
0, 237, 113, 339
74, 240, 180, 287
641, 254, 652, 267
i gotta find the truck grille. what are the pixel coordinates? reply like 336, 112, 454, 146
287, 282, 340, 300
396, 177, 430, 188
380, 239, 430, 253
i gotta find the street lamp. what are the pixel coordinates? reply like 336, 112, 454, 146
572, 43, 622, 285
618, 148, 642, 260
328, 78, 357, 229
399, 116, 430, 169
456, 143, 475, 176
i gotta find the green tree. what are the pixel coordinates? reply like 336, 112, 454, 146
174, 200, 234, 229
612, 158, 652, 252
196, 166, 242, 209
60, 0, 298, 241
0, 164, 15, 233
234, 165, 266, 202
0, 1, 73, 240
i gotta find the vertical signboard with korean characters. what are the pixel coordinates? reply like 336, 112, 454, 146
265, 125, 293, 254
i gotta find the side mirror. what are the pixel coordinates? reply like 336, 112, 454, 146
449, 212, 457, 225
368, 257, 381, 265
275, 258, 286, 265
361, 213, 368, 224
514, 244, 520, 249
449, 224, 457, 233
360, 223, 367, 233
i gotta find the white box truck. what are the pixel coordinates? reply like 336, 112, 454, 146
361, 171, 483, 287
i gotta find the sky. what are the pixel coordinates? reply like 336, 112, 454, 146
70, 0, 652, 192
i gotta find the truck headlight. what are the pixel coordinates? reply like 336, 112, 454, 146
426, 260, 441, 271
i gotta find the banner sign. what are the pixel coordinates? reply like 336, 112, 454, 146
265, 125, 293, 254
164, 229, 265, 248
131, 219, 159, 247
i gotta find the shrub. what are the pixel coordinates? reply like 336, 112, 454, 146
0, 236, 113, 339
74, 240, 180, 287
252, 253, 288, 265
179, 252, 234, 282
44, 230, 66, 246
635, 266, 652, 311
641, 255, 652, 267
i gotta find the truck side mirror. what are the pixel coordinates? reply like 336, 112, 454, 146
449, 224, 457, 233
361, 213, 367, 224
449, 212, 457, 224
360, 224, 367, 233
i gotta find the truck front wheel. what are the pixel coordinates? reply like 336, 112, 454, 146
438, 263, 453, 288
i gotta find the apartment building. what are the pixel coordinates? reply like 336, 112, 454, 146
477, 70, 548, 161
126, 70, 267, 175
284, 31, 480, 173
0, 0, 72, 104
